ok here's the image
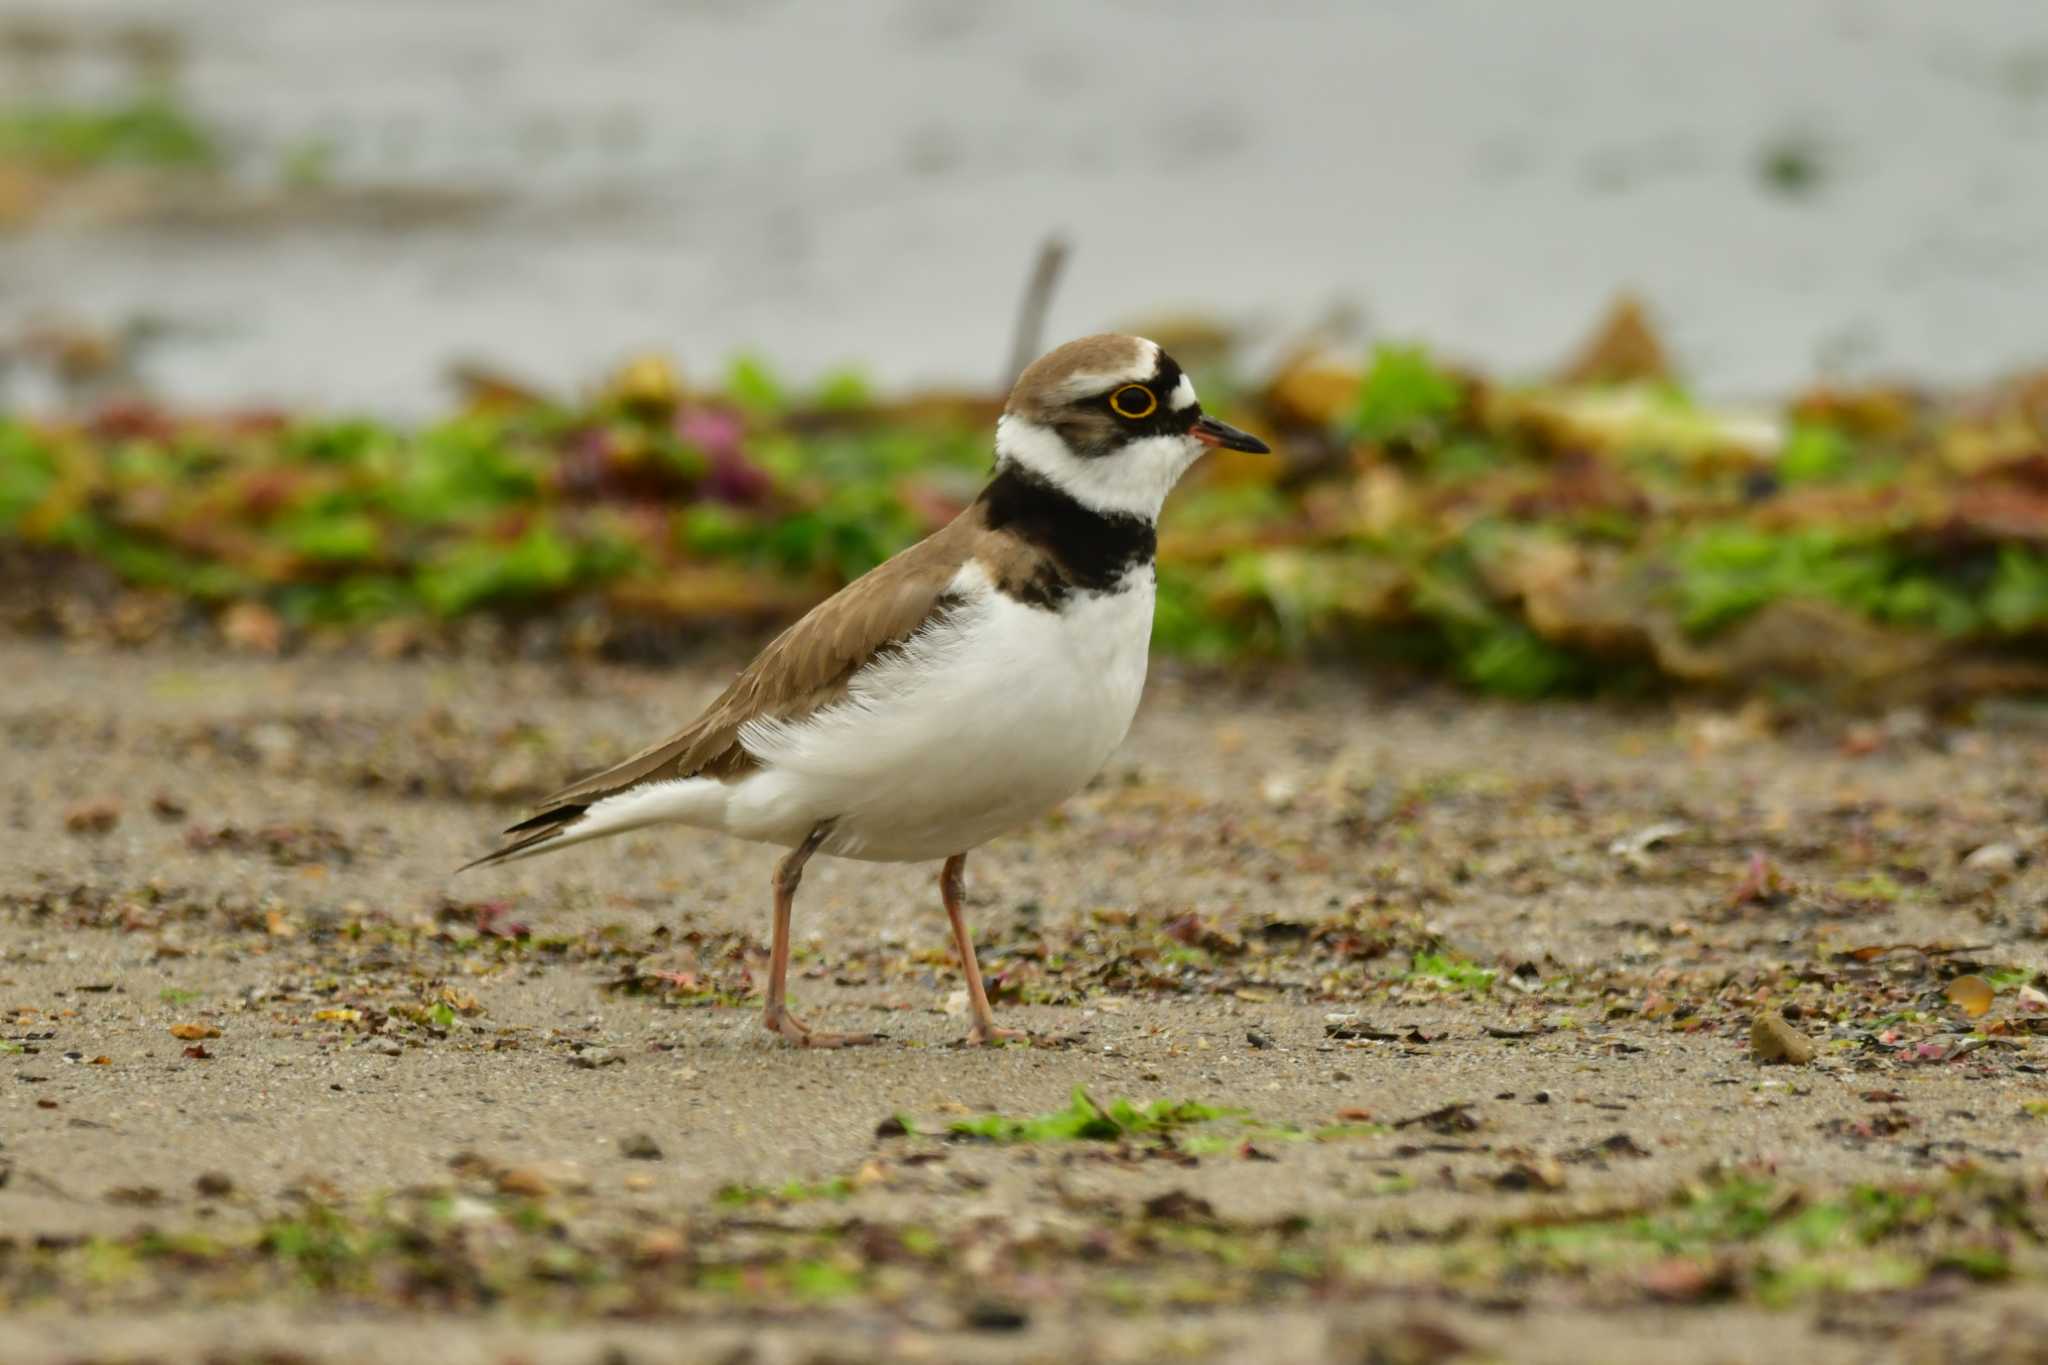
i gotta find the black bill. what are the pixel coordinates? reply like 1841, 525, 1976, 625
1189, 414, 1271, 454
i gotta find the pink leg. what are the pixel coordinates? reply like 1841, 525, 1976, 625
761, 824, 876, 1049
942, 853, 1027, 1046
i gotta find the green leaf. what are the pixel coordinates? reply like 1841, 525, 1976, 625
1407, 952, 1497, 993
1351, 344, 1462, 442
811, 367, 873, 410
1454, 623, 1585, 699
1777, 424, 1851, 483
0, 421, 59, 531
1985, 547, 2048, 634
724, 354, 787, 415
415, 523, 579, 616
280, 511, 382, 564
788, 1259, 861, 1300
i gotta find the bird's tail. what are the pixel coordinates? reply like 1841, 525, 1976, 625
458, 776, 731, 874
456, 803, 592, 872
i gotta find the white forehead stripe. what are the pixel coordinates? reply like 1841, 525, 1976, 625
1048, 339, 1162, 403
1167, 373, 1197, 410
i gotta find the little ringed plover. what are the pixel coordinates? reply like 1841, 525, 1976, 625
463, 334, 1269, 1046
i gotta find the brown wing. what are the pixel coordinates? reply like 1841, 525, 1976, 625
517, 513, 980, 821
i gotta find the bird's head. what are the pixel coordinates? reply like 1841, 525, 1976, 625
996, 334, 1268, 519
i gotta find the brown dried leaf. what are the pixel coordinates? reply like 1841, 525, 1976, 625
218, 601, 285, 654
1946, 975, 1994, 1019
1263, 350, 1360, 428
1557, 293, 1671, 386
1641, 1256, 1729, 1302
1727, 850, 1791, 908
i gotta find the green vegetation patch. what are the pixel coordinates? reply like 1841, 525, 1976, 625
3, 322, 2046, 700
0, 92, 217, 171
1406, 951, 1498, 995
715, 1177, 856, 1208
1495, 1169, 2044, 1304
948, 1088, 1245, 1144
942, 1088, 1386, 1154
3, 1168, 2041, 1318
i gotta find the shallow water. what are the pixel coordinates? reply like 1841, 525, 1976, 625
4, 0, 2047, 413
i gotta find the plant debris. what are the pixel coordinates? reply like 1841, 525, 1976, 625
6, 305, 2046, 699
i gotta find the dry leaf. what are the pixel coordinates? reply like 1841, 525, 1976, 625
219, 601, 285, 654
1727, 850, 1791, 908
436, 986, 482, 1015
1557, 293, 1672, 386
1946, 975, 1994, 1018
168, 1023, 219, 1040
1641, 1256, 1725, 1302
631, 1227, 684, 1261
1842, 941, 1990, 963
495, 1166, 553, 1198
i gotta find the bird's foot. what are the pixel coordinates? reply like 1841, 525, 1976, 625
762, 1006, 880, 1049
963, 1021, 1030, 1047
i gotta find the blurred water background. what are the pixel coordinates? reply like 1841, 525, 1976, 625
3, 0, 2046, 414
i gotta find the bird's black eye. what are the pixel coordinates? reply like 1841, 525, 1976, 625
1109, 384, 1158, 420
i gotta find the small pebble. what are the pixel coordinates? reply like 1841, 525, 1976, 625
63, 800, 121, 835
496, 1161, 590, 1197
1750, 1010, 1816, 1065
1962, 842, 2020, 874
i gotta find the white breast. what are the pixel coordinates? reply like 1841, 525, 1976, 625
721, 561, 1155, 862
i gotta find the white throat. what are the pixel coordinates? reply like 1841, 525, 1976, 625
993, 416, 1203, 521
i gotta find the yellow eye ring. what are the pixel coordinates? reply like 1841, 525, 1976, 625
1109, 384, 1158, 419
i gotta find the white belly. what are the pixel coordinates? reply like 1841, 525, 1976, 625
723, 566, 1154, 861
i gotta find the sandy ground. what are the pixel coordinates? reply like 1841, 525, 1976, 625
3, 636, 2047, 1363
